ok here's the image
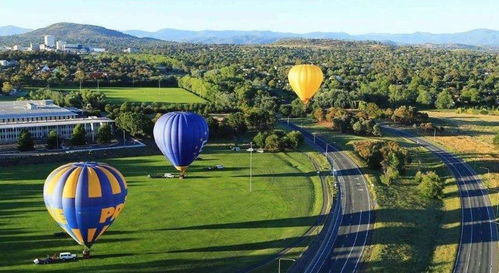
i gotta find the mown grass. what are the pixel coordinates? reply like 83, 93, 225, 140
71, 87, 206, 104
0, 144, 321, 273
290, 118, 459, 273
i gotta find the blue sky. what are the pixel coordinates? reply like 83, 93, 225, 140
0, 0, 497, 33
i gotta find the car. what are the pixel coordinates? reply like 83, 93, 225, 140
58, 252, 77, 261
163, 173, 175, 178
34, 256, 54, 265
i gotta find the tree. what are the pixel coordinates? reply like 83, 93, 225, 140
286, 131, 304, 149
435, 90, 454, 109
253, 132, 269, 148
17, 129, 34, 151
2, 82, 13, 95
227, 112, 247, 136
313, 108, 325, 122
244, 108, 276, 131
417, 171, 444, 199
207, 117, 219, 138
46, 130, 59, 149
97, 124, 113, 144
71, 124, 87, 146
372, 124, 382, 136
264, 134, 282, 152
75, 70, 86, 91
279, 104, 292, 117
116, 112, 153, 137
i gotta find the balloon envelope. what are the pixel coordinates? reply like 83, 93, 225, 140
43, 162, 128, 249
288, 64, 324, 104
153, 111, 209, 173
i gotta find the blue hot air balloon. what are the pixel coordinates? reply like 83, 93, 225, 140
43, 162, 128, 256
153, 111, 209, 177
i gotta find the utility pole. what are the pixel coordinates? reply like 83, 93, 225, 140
313, 132, 316, 143
248, 142, 254, 192
433, 128, 436, 140
122, 129, 126, 145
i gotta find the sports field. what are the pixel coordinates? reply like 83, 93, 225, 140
0, 145, 321, 273
62, 87, 207, 104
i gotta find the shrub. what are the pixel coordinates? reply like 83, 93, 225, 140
380, 166, 399, 185
417, 171, 444, 199
493, 133, 499, 145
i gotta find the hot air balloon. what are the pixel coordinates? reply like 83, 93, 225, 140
153, 111, 209, 178
288, 64, 324, 104
43, 162, 128, 257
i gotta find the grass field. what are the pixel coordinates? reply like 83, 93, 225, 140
419, 110, 498, 225
290, 118, 459, 273
0, 144, 322, 273
30, 87, 207, 104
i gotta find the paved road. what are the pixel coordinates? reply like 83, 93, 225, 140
383, 126, 498, 273
285, 122, 374, 273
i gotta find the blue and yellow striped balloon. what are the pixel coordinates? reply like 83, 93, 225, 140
43, 162, 128, 249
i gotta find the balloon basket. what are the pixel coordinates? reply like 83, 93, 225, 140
82, 248, 90, 259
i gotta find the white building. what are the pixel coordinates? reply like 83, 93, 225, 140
56, 40, 66, 50
44, 35, 56, 48
0, 100, 114, 144
12, 45, 27, 51
123, 48, 138, 53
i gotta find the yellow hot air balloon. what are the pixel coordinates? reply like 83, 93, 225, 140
288, 64, 324, 104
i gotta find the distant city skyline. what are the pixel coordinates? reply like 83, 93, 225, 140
0, 0, 498, 34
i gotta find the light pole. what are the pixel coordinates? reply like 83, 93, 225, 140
312, 132, 316, 143
278, 258, 296, 273
248, 142, 254, 193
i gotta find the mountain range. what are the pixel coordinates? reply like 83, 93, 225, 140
125, 28, 499, 47
0, 23, 161, 49
0, 23, 498, 47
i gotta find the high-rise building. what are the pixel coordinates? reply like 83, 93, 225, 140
44, 35, 55, 48
56, 40, 66, 50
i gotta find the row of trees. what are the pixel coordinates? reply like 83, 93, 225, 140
314, 107, 382, 136
25, 88, 106, 110
253, 130, 304, 152
16, 124, 113, 151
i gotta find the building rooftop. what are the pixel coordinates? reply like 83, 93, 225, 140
0, 100, 76, 119
0, 116, 113, 129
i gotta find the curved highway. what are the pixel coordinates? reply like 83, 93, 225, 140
284, 121, 374, 273
383, 126, 498, 273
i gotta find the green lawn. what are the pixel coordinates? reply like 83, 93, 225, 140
30, 87, 207, 104
0, 144, 321, 273
290, 118, 459, 273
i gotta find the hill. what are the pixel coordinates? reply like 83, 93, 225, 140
0, 23, 164, 49
125, 28, 499, 47
0, 25, 32, 36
